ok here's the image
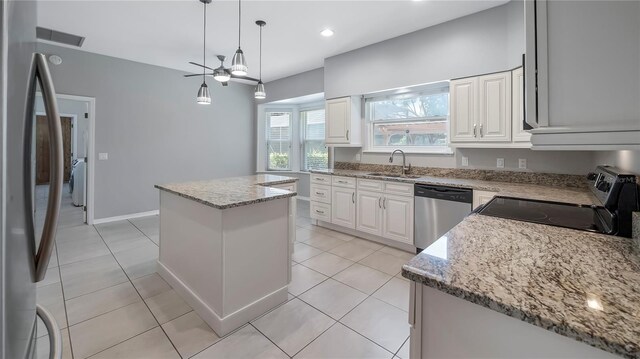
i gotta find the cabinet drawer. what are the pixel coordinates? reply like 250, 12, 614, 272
358, 179, 384, 192
270, 182, 296, 192
310, 174, 331, 185
332, 176, 356, 188
310, 201, 331, 222
384, 182, 413, 196
310, 184, 331, 204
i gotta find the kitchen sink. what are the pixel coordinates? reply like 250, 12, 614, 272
367, 172, 422, 179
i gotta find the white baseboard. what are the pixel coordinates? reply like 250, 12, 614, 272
157, 261, 287, 337
93, 210, 159, 224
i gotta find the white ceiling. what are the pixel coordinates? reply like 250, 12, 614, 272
37, 0, 509, 83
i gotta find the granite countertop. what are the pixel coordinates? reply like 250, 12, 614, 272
402, 213, 640, 358
310, 169, 598, 205
155, 174, 298, 210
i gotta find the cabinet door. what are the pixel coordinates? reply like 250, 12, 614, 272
382, 194, 414, 245
331, 187, 356, 229
450, 77, 478, 142
511, 67, 531, 142
478, 72, 512, 142
473, 190, 497, 210
325, 97, 350, 144
356, 191, 383, 236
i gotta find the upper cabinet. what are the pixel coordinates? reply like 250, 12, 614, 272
450, 69, 525, 148
525, 0, 640, 150
511, 67, 531, 143
325, 96, 362, 146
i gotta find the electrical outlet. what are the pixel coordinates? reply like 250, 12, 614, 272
461, 156, 469, 167
497, 158, 505, 168
98, 153, 109, 160
518, 158, 527, 169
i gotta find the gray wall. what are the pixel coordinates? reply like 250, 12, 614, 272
593, 151, 640, 174
38, 43, 256, 219
260, 68, 324, 103
323, 1, 523, 99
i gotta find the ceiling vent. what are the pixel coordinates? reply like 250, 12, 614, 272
36, 27, 85, 47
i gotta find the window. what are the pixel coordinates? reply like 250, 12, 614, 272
366, 86, 450, 152
266, 111, 292, 170
301, 108, 328, 171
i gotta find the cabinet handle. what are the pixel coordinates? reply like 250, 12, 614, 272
315, 191, 323, 195
346, 130, 350, 141
338, 180, 347, 184
315, 209, 325, 214
315, 177, 324, 181
473, 123, 477, 137
352, 192, 355, 203
378, 197, 382, 208
480, 124, 484, 137
383, 197, 387, 209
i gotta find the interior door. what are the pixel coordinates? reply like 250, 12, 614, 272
36, 115, 71, 184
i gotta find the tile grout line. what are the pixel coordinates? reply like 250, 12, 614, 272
54, 236, 75, 359
248, 322, 296, 359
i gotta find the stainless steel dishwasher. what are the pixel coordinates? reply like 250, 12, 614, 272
414, 184, 473, 250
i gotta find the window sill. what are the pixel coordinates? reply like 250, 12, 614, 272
363, 147, 454, 155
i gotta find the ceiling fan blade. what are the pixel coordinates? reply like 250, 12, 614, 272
230, 74, 260, 82
189, 61, 215, 71
183, 73, 214, 78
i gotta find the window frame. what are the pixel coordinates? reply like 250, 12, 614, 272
299, 105, 328, 172
364, 84, 453, 155
265, 110, 293, 171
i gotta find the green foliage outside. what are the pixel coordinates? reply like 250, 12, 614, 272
306, 148, 328, 170
269, 152, 289, 169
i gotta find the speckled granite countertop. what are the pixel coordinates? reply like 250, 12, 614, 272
310, 169, 598, 205
402, 214, 640, 358
155, 174, 297, 210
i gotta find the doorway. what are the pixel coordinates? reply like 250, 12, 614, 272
35, 115, 72, 184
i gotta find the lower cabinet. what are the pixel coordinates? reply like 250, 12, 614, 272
356, 190, 383, 236
332, 186, 356, 229
381, 194, 414, 245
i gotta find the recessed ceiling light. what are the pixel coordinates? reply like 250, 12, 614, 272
320, 28, 334, 37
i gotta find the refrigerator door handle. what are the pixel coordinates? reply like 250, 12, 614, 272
36, 304, 62, 359
24, 53, 63, 282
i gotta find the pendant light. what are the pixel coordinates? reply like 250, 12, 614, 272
213, 55, 231, 83
230, 0, 248, 76
196, 0, 212, 104
254, 20, 266, 99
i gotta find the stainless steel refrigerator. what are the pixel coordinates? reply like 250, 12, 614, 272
1, 1, 64, 358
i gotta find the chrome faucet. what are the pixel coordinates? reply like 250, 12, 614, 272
389, 149, 411, 176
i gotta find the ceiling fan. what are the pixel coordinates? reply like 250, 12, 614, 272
184, 55, 259, 87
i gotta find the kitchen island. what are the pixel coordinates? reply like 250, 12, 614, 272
402, 213, 640, 359
155, 175, 297, 336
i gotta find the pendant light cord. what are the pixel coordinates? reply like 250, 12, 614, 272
259, 24, 262, 80
238, 0, 242, 48
203, 1, 207, 82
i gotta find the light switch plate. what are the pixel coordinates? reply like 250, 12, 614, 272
518, 158, 527, 169
98, 153, 108, 160
497, 158, 505, 168
461, 156, 469, 167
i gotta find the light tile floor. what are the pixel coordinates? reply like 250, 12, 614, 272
37, 198, 413, 358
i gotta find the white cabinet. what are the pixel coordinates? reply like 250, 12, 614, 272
381, 194, 414, 245
331, 186, 356, 229
478, 72, 511, 142
473, 190, 497, 210
356, 190, 383, 236
511, 67, 531, 142
325, 96, 361, 146
450, 77, 478, 142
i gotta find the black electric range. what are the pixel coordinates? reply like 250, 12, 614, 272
476, 166, 639, 237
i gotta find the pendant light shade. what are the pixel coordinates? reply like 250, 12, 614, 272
254, 20, 266, 99
254, 81, 266, 99
197, 82, 211, 104
231, 0, 248, 76
231, 48, 247, 76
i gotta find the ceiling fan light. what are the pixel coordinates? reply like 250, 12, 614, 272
197, 82, 211, 104
231, 48, 248, 76
254, 81, 266, 99
213, 66, 231, 82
